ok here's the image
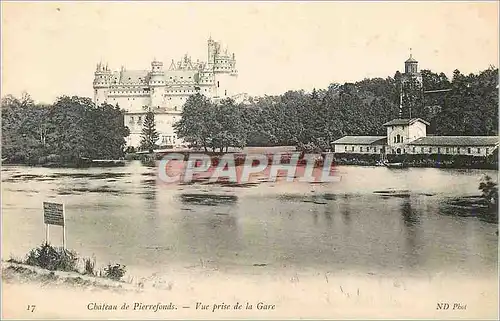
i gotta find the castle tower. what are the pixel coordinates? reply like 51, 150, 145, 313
93, 62, 111, 106
149, 59, 166, 108
211, 40, 238, 99
207, 36, 216, 68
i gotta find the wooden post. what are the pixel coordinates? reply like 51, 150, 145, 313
45, 224, 50, 245
62, 203, 66, 250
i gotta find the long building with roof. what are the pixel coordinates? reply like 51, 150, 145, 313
93, 37, 239, 148
332, 118, 499, 158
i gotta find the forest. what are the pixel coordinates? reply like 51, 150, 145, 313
1, 95, 129, 164
175, 68, 499, 152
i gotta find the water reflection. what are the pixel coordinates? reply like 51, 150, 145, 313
341, 194, 351, 225
323, 205, 333, 226
400, 198, 422, 268
180, 193, 238, 206
311, 207, 319, 226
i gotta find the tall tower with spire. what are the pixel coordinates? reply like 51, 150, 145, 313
399, 49, 423, 118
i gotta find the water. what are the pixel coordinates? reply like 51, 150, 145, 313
1, 161, 498, 277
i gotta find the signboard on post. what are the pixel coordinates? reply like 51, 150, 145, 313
43, 202, 66, 249
43, 202, 64, 226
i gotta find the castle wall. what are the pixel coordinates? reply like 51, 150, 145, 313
214, 72, 238, 99
108, 92, 150, 112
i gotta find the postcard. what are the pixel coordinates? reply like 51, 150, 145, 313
1, 1, 498, 319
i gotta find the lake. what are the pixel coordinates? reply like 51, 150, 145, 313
1, 161, 498, 278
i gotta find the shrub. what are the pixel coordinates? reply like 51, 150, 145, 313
104, 263, 126, 281
25, 243, 78, 272
83, 257, 96, 276
479, 175, 498, 208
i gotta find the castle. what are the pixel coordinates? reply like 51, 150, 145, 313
93, 37, 238, 148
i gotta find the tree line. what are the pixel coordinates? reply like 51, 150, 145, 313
2, 67, 498, 163
174, 67, 498, 152
1, 95, 129, 164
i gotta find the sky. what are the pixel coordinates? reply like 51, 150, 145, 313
1, 1, 499, 103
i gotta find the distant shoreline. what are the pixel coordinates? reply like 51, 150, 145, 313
2, 157, 497, 171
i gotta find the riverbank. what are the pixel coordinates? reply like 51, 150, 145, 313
2, 261, 498, 319
334, 153, 498, 170
3, 151, 498, 170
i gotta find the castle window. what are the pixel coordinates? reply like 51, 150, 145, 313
421, 147, 424, 153
360, 147, 363, 152
437, 147, 441, 154
457, 147, 460, 154
477, 148, 481, 153
468, 147, 471, 154
445, 147, 449, 153
429, 147, 432, 153
217, 81, 220, 88
351, 146, 354, 152
344, 146, 348, 151
412, 147, 416, 153
486, 148, 489, 154
373, 147, 377, 153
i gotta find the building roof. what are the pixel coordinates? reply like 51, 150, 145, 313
405, 54, 418, 63
383, 118, 430, 126
332, 136, 386, 145
408, 136, 499, 147
111, 70, 150, 85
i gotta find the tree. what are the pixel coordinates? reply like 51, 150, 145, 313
140, 110, 159, 153
401, 76, 424, 118
479, 175, 498, 208
212, 98, 246, 152
174, 94, 215, 151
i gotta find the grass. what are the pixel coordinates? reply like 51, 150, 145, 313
9, 243, 127, 282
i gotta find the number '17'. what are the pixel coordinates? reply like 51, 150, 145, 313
27, 305, 36, 312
